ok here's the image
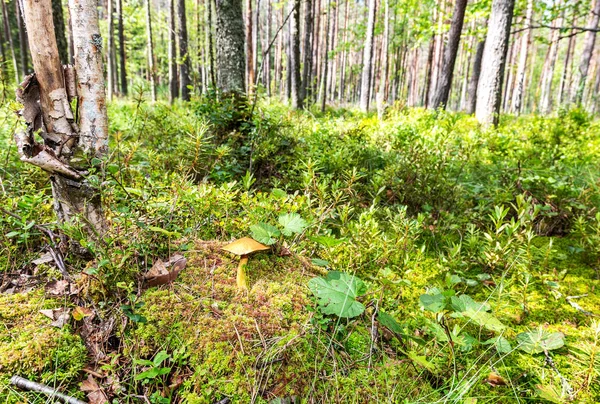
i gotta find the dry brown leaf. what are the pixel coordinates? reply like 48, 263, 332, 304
39, 308, 71, 328
32, 252, 54, 266
81, 375, 108, 404
144, 254, 187, 287
485, 372, 508, 387
45, 280, 78, 296
73, 306, 94, 321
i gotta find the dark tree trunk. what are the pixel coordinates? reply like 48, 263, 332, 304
117, 0, 127, 95
169, 0, 178, 102
466, 37, 485, 114
51, 0, 69, 64
301, 0, 313, 103
431, 0, 467, 109
290, 0, 302, 108
215, 0, 246, 94
178, 0, 191, 100
206, 0, 216, 88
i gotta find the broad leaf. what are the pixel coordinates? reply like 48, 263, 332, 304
377, 311, 403, 334
463, 309, 506, 332
419, 293, 447, 313
308, 271, 367, 318
278, 213, 308, 236
309, 235, 345, 247
250, 223, 281, 245
517, 329, 565, 354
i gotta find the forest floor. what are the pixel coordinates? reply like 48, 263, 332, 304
1, 99, 600, 403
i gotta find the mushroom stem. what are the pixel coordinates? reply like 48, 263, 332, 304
237, 255, 249, 290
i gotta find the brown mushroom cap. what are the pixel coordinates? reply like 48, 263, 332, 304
222, 237, 270, 256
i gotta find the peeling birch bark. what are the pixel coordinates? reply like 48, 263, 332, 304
17, 0, 108, 236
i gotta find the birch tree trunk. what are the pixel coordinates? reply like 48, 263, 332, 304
215, 0, 246, 94
17, 0, 108, 235
475, 0, 515, 126
290, 0, 302, 108
360, 0, 376, 112
178, 0, 191, 100
431, 0, 468, 109
145, 0, 157, 101
572, 0, 600, 104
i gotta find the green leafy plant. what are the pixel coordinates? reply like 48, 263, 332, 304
308, 271, 367, 318
250, 212, 308, 245
517, 328, 565, 354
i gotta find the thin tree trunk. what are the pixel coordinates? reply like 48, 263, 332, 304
539, 4, 563, 114
338, 0, 349, 103
360, 0, 376, 111
145, 0, 157, 101
215, 0, 246, 94
376, 0, 390, 116
466, 37, 485, 114
431, 0, 467, 109
1, 0, 18, 83
117, 0, 127, 95
558, 16, 576, 105
107, 0, 115, 100
475, 0, 515, 126
302, 0, 313, 103
290, 0, 302, 108
572, 0, 600, 104
206, 0, 216, 88
16, 0, 29, 77
51, 0, 69, 64
320, 0, 331, 112
168, 0, 178, 102
423, 39, 435, 107
511, 0, 532, 114
178, 0, 191, 100
245, 0, 254, 93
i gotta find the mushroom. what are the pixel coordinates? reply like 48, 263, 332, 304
222, 237, 270, 290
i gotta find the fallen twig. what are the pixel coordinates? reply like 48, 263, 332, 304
566, 295, 597, 317
10, 375, 87, 404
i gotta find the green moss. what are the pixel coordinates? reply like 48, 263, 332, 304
0, 290, 88, 402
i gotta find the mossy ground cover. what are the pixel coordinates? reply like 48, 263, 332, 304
1, 100, 599, 402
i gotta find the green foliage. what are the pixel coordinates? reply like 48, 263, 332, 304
517, 329, 565, 354
308, 271, 367, 318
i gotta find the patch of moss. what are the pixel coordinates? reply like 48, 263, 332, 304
0, 290, 88, 402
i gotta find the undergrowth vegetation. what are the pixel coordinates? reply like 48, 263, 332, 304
1, 96, 599, 403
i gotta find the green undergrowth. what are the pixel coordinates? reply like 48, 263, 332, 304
1, 99, 599, 402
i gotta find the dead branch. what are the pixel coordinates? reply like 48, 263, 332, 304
10, 376, 87, 404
